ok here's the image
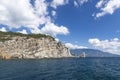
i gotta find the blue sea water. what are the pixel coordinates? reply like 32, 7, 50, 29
0, 58, 120, 80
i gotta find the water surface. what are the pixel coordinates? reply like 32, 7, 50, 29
0, 58, 120, 80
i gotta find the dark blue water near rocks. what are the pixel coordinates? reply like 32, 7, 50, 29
0, 58, 120, 80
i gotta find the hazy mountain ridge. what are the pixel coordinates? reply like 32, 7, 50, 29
70, 49, 120, 57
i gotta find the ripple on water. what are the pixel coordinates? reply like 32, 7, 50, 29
0, 58, 120, 80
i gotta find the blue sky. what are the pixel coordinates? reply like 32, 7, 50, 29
0, 0, 120, 54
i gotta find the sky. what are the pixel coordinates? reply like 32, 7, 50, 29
0, 0, 120, 54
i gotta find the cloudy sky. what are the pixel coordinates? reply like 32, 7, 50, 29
0, 0, 120, 54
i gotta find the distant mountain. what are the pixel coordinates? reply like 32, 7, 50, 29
70, 49, 120, 57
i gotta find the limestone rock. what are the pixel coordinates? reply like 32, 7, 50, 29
0, 36, 72, 59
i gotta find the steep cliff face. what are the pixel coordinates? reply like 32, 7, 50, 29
0, 32, 72, 59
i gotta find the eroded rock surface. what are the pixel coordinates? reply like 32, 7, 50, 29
0, 36, 72, 59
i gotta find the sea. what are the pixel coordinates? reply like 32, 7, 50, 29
0, 58, 120, 80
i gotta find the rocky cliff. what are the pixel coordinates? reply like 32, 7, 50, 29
0, 32, 72, 59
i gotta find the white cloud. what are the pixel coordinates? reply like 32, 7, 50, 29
40, 22, 69, 37
0, 0, 69, 36
30, 27, 41, 34
0, 27, 7, 32
95, 0, 120, 18
65, 43, 88, 49
51, 0, 69, 9
74, 0, 88, 7
18, 29, 28, 34
96, 0, 104, 9
78, 0, 88, 5
55, 38, 59, 42
52, 10, 56, 17
74, 0, 79, 8
0, 0, 40, 28
88, 38, 120, 54
34, 0, 48, 17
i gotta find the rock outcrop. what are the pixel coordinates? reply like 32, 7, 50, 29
0, 32, 72, 59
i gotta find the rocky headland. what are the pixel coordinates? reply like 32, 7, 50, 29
0, 31, 72, 59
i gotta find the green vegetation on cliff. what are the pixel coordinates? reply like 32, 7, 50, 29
0, 31, 54, 42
